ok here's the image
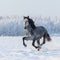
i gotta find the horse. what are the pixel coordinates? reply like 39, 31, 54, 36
23, 16, 51, 51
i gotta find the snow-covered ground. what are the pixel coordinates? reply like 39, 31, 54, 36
0, 36, 60, 60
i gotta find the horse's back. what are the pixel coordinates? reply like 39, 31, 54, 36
37, 26, 47, 32
33, 26, 47, 36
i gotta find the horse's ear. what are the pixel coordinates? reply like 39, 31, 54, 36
28, 16, 29, 18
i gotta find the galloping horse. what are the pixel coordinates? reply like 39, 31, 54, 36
23, 16, 51, 51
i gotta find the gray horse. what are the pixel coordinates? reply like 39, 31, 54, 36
23, 16, 51, 51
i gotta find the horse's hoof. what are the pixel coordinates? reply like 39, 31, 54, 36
37, 46, 41, 51
24, 45, 27, 47
38, 48, 40, 51
35, 46, 38, 49
23, 44, 27, 47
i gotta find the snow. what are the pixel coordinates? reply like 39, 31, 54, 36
0, 36, 60, 60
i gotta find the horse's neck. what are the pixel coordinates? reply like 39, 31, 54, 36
26, 25, 34, 35
28, 19, 36, 30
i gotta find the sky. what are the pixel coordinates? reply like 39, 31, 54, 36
0, 0, 60, 17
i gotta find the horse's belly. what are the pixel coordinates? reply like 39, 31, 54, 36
33, 31, 44, 39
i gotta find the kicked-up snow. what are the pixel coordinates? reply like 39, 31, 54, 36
0, 36, 60, 60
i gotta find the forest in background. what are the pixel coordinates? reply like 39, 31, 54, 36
0, 15, 60, 36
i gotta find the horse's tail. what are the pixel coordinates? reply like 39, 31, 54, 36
45, 33, 51, 41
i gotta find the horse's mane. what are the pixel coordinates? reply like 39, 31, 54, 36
24, 16, 36, 30
28, 18, 36, 30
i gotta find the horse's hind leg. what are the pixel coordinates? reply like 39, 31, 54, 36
32, 40, 38, 49
37, 40, 41, 51
43, 36, 45, 44
46, 33, 51, 41
41, 35, 45, 46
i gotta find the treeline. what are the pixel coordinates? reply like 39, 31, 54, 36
0, 16, 60, 36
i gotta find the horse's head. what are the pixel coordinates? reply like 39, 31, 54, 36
23, 16, 36, 30
23, 16, 30, 29
23, 16, 29, 22
24, 16, 29, 19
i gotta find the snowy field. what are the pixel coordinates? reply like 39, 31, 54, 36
0, 36, 60, 60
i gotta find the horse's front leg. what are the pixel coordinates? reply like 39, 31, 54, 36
23, 37, 27, 47
23, 37, 32, 47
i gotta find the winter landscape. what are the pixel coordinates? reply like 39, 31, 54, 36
0, 0, 60, 60
0, 16, 60, 60
0, 36, 60, 60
